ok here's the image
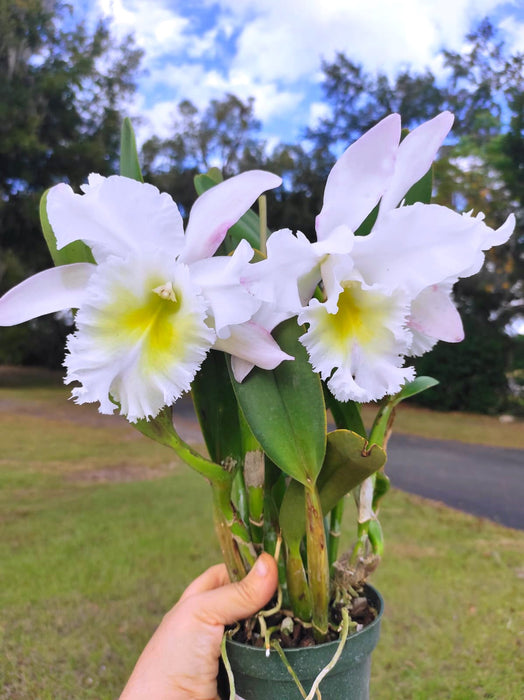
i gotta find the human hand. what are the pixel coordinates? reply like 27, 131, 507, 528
120, 553, 278, 700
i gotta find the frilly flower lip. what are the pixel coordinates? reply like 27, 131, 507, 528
0, 171, 288, 421
260, 111, 515, 403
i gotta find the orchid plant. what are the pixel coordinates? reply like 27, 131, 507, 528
0, 115, 514, 656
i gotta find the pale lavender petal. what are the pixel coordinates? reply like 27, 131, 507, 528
230, 356, 254, 383
353, 204, 514, 298
246, 229, 321, 312
377, 111, 454, 220
47, 175, 185, 262
0, 263, 94, 326
180, 170, 282, 264
315, 113, 400, 240
189, 239, 260, 337
213, 321, 293, 373
409, 284, 464, 346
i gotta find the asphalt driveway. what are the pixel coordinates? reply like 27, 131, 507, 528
385, 433, 524, 530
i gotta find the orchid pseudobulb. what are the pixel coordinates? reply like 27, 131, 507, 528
0, 171, 288, 421
257, 112, 515, 403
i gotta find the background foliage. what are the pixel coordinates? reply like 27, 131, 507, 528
0, 3, 522, 413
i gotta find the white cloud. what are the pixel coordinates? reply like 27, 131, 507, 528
90, 0, 524, 143
208, 0, 508, 80
96, 0, 190, 60
308, 102, 332, 130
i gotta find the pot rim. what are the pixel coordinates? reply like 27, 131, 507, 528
226, 582, 384, 655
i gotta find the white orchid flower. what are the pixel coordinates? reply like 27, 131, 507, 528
262, 112, 515, 403
0, 171, 288, 421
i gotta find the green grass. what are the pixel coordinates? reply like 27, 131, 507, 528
1, 369, 523, 698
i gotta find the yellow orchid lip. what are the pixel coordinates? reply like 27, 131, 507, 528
321, 282, 392, 352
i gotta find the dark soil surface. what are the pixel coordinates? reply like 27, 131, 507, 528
229, 588, 377, 649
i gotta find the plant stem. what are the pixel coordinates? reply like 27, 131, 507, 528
212, 480, 256, 578
239, 405, 265, 543
134, 407, 230, 486
285, 542, 312, 621
258, 194, 267, 255
328, 498, 344, 570
212, 483, 248, 581
304, 482, 330, 641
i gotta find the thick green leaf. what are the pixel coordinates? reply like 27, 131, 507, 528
40, 190, 95, 266
191, 350, 243, 467
280, 429, 386, 549
230, 319, 326, 485
317, 430, 386, 512
368, 518, 384, 556
372, 471, 390, 511
354, 202, 379, 237
119, 118, 143, 182
194, 168, 223, 194
392, 375, 439, 403
403, 167, 432, 206
369, 375, 439, 446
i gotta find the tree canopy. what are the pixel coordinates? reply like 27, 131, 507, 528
0, 0, 142, 364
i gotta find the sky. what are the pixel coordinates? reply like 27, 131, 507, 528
82, 0, 524, 147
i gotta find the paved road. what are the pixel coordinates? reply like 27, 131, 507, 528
385, 434, 524, 530
175, 398, 523, 530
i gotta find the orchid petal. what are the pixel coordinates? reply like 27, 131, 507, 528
180, 170, 282, 264
353, 204, 515, 298
377, 111, 454, 220
315, 113, 400, 240
299, 281, 413, 402
64, 254, 215, 422
47, 175, 185, 262
189, 239, 260, 338
247, 229, 321, 311
230, 356, 255, 383
213, 321, 293, 377
0, 263, 94, 326
408, 284, 464, 355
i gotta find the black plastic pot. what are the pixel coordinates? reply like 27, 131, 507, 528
221, 585, 383, 700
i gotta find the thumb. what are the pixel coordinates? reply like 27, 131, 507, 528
198, 553, 278, 627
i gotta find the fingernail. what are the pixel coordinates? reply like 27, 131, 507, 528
254, 556, 268, 577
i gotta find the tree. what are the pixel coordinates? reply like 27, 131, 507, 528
0, 0, 143, 366
141, 94, 266, 217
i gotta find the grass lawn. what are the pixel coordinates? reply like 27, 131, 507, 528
1, 368, 523, 698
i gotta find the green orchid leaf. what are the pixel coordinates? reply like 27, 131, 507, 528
40, 190, 95, 267
372, 470, 390, 511
230, 319, 326, 486
369, 375, 439, 447
354, 203, 379, 237
323, 383, 367, 438
279, 429, 386, 550
317, 430, 386, 511
279, 478, 306, 551
191, 349, 243, 468
367, 518, 384, 557
393, 375, 439, 403
193, 168, 223, 194
403, 167, 432, 205
119, 117, 144, 182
